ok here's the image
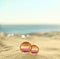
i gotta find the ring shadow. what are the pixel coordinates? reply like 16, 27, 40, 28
21, 53, 47, 59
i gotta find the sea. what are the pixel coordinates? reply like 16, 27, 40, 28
0, 25, 60, 34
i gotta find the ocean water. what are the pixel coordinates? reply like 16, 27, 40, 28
0, 25, 60, 34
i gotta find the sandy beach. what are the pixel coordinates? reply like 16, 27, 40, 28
0, 32, 60, 59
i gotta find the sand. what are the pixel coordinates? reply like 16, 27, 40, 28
0, 32, 60, 59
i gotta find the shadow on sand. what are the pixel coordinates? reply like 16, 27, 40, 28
20, 53, 47, 59
4, 53, 47, 59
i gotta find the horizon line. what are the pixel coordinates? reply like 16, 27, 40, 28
0, 24, 60, 25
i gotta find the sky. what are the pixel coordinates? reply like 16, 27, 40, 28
0, 0, 60, 25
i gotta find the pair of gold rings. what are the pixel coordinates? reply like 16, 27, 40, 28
20, 42, 39, 54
